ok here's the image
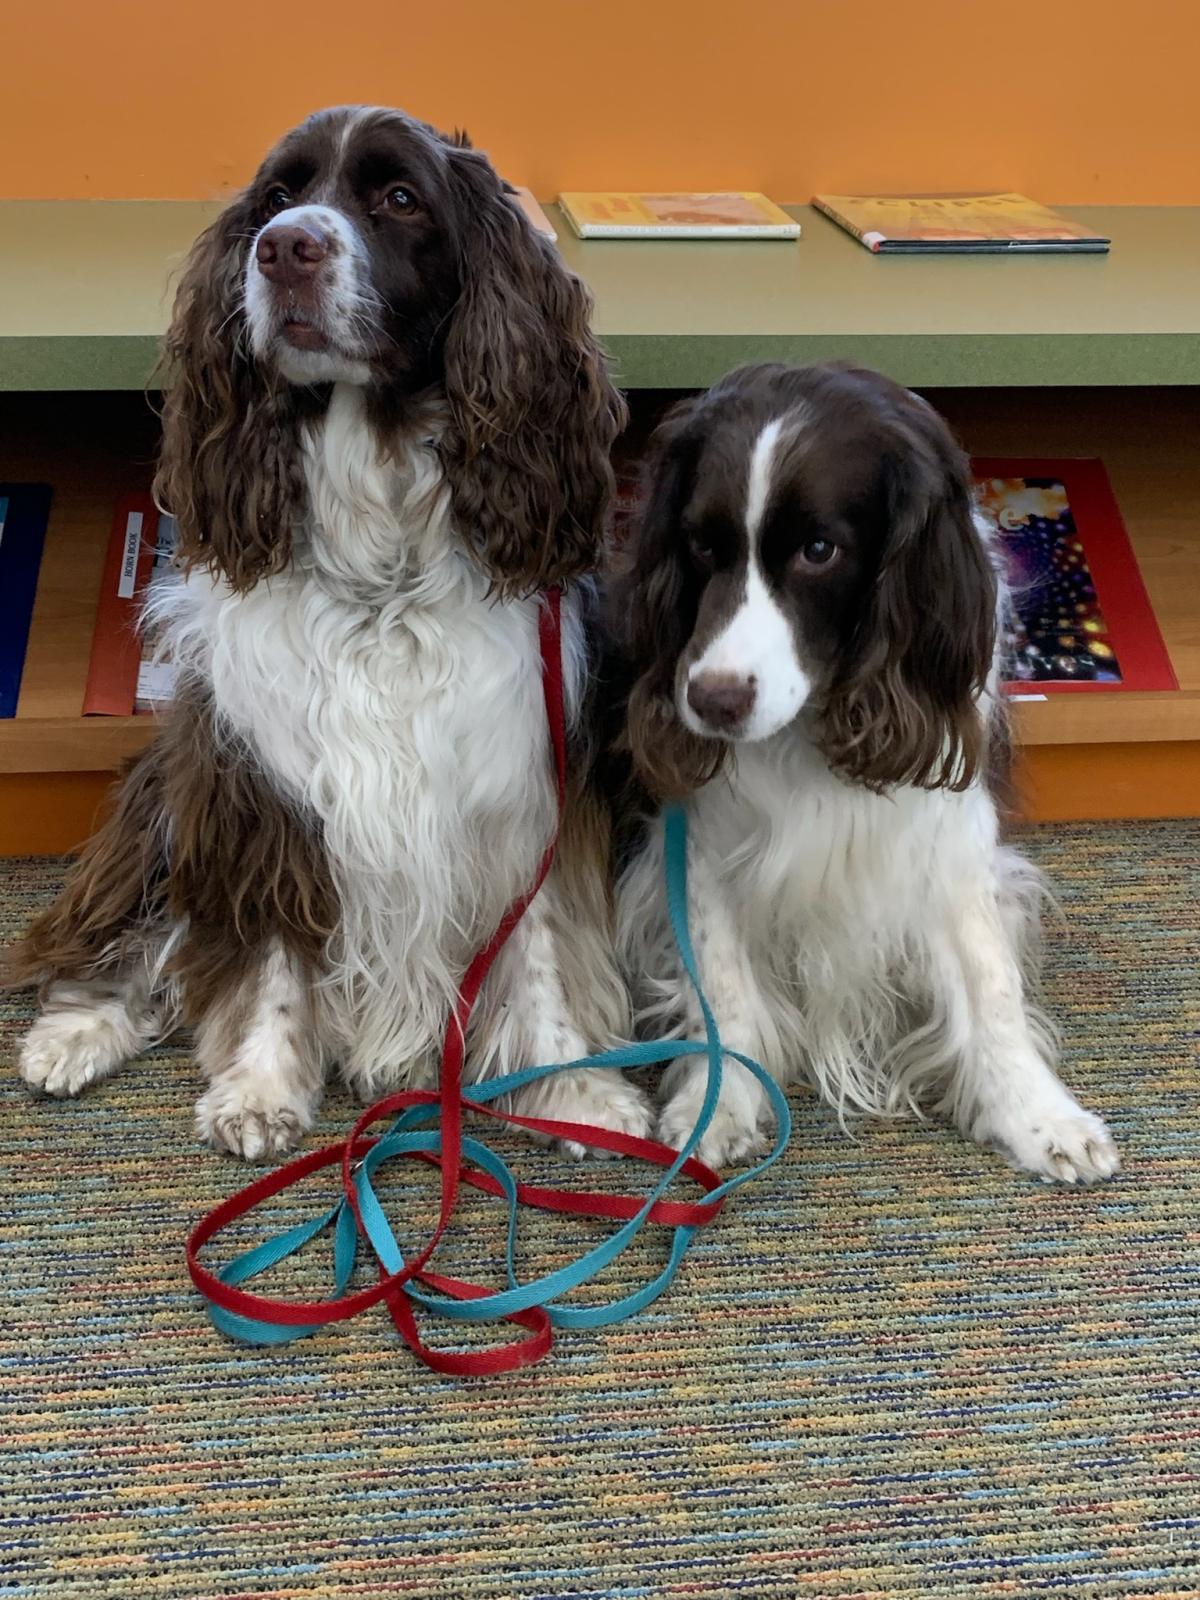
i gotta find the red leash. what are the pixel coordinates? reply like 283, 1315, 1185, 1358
187, 590, 724, 1375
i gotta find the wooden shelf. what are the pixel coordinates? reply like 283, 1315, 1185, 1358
1011, 692, 1200, 746
0, 393, 158, 774
1, 201, 1199, 391
0, 717, 151, 775
1, 387, 1199, 777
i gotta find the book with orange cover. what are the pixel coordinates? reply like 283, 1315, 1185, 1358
812, 192, 1109, 254
558, 191, 800, 239
83, 493, 179, 715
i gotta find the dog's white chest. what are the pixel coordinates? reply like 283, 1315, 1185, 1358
168, 561, 556, 898
693, 736, 997, 948
155, 399, 578, 1077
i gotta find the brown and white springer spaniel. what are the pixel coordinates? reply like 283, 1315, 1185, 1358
8, 106, 652, 1159
611, 362, 1120, 1184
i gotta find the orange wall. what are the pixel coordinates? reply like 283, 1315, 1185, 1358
2, 0, 1197, 203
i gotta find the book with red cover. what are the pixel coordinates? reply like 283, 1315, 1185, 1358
84, 493, 179, 715
973, 458, 1176, 695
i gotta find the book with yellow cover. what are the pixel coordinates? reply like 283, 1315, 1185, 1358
558, 192, 800, 240
812, 192, 1110, 254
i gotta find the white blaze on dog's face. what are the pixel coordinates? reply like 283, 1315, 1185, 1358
667, 384, 891, 746
245, 201, 376, 387
679, 417, 816, 741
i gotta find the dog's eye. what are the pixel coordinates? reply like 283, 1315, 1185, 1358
266, 187, 292, 214
687, 531, 716, 571
383, 186, 418, 214
792, 538, 840, 572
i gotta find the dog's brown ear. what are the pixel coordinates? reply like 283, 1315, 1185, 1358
440, 145, 627, 596
154, 196, 303, 593
822, 399, 997, 792
612, 398, 730, 800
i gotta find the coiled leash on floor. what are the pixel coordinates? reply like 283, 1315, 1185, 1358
187, 589, 791, 1375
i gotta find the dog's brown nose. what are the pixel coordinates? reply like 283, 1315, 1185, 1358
687, 672, 756, 732
256, 224, 330, 283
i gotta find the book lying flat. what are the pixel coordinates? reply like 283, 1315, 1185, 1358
812, 192, 1110, 254
511, 186, 556, 240
83, 491, 179, 715
0, 483, 52, 718
558, 191, 800, 240
974, 459, 1175, 693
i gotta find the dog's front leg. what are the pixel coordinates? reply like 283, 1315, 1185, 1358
937, 878, 1120, 1184
193, 940, 330, 1160
473, 871, 653, 1159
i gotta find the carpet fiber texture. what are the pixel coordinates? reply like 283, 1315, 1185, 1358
2, 821, 1198, 1599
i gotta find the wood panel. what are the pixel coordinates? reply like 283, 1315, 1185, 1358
0, 718, 152, 775
1016, 741, 1200, 822
0, 772, 114, 855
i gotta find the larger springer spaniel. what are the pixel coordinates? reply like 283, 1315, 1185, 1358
9, 106, 652, 1159
612, 362, 1120, 1184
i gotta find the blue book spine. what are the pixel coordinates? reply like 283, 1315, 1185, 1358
0, 484, 53, 718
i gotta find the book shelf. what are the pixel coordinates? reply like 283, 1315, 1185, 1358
1, 202, 1197, 842
4, 202, 1198, 389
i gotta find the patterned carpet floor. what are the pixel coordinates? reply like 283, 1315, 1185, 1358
1, 821, 1198, 1599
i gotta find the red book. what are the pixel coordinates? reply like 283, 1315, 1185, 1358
973, 458, 1177, 695
83, 492, 178, 715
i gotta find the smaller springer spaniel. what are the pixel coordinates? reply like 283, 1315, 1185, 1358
612, 362, 1120, 1184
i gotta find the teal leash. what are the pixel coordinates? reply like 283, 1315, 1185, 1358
197, 803, 791, 1352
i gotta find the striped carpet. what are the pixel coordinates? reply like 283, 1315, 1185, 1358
2, 821, 1198, 1599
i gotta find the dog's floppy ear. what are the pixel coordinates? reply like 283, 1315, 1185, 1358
822, 397, 997, 792
614, 398, 730, 800
154, 195, 303, 593
440, 146, 627, 596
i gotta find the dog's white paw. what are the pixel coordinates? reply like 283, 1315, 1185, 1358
19, 1010, 132, 1098
981, 1095, 1121, 1185
196, 1080, 317, 1161
658, 1070, 767, 1170
513, 1068, 655, 1161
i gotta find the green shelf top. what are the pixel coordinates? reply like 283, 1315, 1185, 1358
1, 200, 1198, 390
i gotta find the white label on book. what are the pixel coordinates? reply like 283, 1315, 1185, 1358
118, 511, 144, 599
135, 659, 178, 705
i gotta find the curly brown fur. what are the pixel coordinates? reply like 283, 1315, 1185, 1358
157, 681, 337, 1021
153, 203, 309, 593
819, 381, 996, 792
2, 749, 169, 992
4, 683, 337, 1018
607, 396, 731, 801
439, 144, 626, 595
